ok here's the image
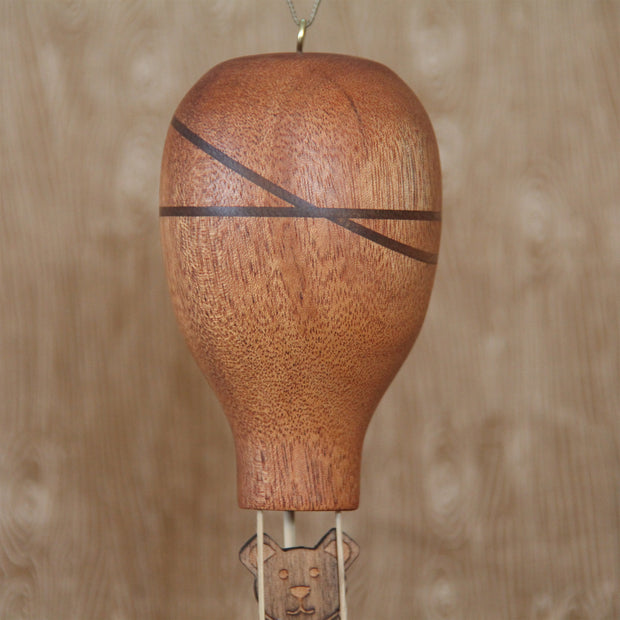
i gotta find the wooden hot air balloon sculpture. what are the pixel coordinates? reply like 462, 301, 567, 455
159, 17, 441, 619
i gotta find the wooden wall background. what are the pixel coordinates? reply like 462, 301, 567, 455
1, 1, 618, 618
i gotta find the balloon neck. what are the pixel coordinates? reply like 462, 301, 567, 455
234, 434, 362, 511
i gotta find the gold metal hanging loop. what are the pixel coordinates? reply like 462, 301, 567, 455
297, 18, 307, 52
286, 0, 323, 52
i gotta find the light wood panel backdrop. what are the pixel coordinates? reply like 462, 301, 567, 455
1, 1, 618, 618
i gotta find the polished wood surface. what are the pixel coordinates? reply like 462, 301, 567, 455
160, 53, 441, 510
1, 1, 618, 618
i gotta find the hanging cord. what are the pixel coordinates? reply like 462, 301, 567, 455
257, 511, 265, 620
285, 0, 323, 27
335, 512, 348, 620
285, 0, 323, 51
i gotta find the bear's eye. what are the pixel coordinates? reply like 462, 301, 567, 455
279, 569, 289, 580
309, 567, 320, 578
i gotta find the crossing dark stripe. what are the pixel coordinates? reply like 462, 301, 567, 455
164, 117, 440, 264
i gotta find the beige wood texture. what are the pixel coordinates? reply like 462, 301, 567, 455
1, 1, 618, 619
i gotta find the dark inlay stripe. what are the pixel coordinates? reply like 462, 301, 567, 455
159, 206, 441, 221
330, 217, 439, 264
167, 117, 439, 264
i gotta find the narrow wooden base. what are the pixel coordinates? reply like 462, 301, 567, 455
235, 435, 362, 511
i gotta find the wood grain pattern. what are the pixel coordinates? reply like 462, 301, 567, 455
1, 0, 618, 618
239, 529, 359, 620
159, 53, 441, 511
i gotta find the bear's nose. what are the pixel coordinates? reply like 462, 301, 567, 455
290, 585, 311, 600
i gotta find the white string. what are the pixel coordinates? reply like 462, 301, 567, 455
257, 511, 265, 620
283, 511, 296, 548
335, 511, 348, 620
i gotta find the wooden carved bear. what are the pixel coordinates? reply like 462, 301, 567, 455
239, 529, 359, 620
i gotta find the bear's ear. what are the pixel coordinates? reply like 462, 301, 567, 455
319, 529, 360, 570
239, 533, 280, 575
